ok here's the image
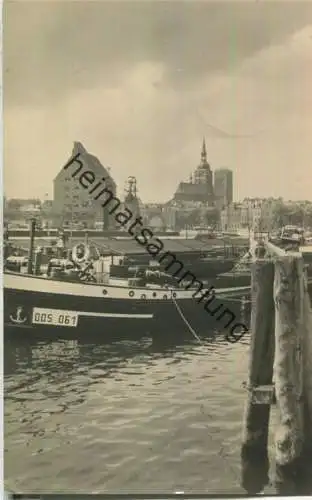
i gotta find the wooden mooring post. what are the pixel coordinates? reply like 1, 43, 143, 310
241, 241, 312, 494
241, 252, 275, 493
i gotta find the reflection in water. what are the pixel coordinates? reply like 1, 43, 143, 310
4, 303, 269, 494
5, 332, 238, 412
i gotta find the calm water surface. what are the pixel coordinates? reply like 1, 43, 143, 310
4, 320, 272, 494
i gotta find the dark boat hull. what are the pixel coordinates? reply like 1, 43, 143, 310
4, 272, 251, 340
110, 259, 237, 280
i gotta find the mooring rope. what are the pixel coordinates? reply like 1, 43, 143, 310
170, 288, 252, 344
170, 291, 202, 344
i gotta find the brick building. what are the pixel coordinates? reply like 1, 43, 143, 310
53, 142, 117, 229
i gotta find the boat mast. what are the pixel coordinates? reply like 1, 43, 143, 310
27, 217, 36, 274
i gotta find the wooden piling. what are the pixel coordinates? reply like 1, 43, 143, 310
300, 263, 312, 455
302, 288, 312, 454
241, 240, 312, 493
241, 258, 275, 493
274, 255, 305, 465
273, 253, 312, 491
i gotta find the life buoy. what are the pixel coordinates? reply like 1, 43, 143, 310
72, 243, 90, 264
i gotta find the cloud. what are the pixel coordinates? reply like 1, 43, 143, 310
4, 4, 312, 202
5, 1, 312, 105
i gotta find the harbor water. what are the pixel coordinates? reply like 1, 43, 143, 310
4, 315, 275, 494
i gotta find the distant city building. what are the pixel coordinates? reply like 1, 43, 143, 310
221, 197, 285, 233
241, 198, 281, 232
4, 198, 42, 226
53, 141, 117, 229
173, 139, 214, 205
162, 205, 177, 230
141, 203, 168, 231
148, 214, 166, 231
5, 198, 41, 211
214, 168, 233, 209
220, 203, 242, 232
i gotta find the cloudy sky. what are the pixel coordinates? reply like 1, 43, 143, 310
4, 0, 312, 202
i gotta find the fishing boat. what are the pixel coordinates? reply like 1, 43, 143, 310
5, 244, 312, 338
4, 224, 253, 339
108, 250, 240, 281
3, 213, 253, 338
4, 267, 252, 338
6, 218, 312, 339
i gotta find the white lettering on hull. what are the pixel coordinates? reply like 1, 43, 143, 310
32, 308, 78, 327
32, 307, 153, 327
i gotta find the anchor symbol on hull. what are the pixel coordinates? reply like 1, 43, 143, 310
10, 306, 27, 324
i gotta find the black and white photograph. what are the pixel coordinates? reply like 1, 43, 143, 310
3, 0, 312, 495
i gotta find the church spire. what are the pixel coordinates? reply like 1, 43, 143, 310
201, 137, 207, 164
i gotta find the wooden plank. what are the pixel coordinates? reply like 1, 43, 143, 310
273, 255, 305, 468
241, 259, 275, 493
